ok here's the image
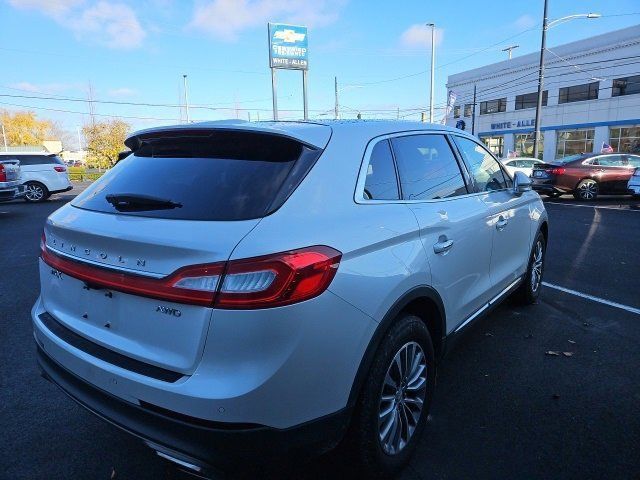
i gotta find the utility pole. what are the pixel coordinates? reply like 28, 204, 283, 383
427, 23, 436, 123
76, 126, 82, 151
501, 45, 520, 59
397, 106, 400, 120
334, 76, 339, 120
471, 85, 477, 135
2, 123, 7, 152
533, 0, 549, 160
183, 75, 190, 123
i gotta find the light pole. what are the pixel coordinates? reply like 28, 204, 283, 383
427, 23, 436, 123
533, 6, 600, 159
183, 74, 190, 123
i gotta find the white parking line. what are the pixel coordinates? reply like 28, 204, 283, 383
542, 282, 640, 315
545, 202, 640, 212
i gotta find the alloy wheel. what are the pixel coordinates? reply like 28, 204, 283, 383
25, 184, 45, 202
530, 240, 544, 292
378, 341, 427, 456
578, 181, 597, 200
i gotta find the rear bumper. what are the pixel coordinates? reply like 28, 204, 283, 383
628, 184, 640, 196
50, 185, 73, 194
0, 184, 26, 202
531, 184, 561, 194
36, 344, 350, 473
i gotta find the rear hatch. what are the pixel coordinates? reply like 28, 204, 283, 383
40, 126, 328, 376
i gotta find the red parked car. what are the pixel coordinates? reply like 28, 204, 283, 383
531, 153, 640, 200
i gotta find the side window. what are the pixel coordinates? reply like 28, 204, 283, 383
598, 155, 624, 167
627, 155, 640, 167
363, 140, 399, 200
391, 134, 467, 200
452, 136, 508, 192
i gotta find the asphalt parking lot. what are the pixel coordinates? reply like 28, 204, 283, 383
1, 187, 639, 480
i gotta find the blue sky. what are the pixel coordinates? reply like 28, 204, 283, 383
1, 0, 639, 146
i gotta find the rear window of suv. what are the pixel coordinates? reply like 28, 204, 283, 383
72, 130, 320, 221
14, 154, 64, 165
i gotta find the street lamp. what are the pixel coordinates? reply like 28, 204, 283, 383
532, 4, 600, 159
426, 23, 436, 123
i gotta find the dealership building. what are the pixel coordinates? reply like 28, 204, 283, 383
445, 25, 640, 160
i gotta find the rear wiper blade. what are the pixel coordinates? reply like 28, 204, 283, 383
105, 193, 183, 211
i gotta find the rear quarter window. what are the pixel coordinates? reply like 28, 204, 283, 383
72, 131, 320, 221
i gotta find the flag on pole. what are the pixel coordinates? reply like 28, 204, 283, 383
441, 90, 457, 124
601, 142, 614, 153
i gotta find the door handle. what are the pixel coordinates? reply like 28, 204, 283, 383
433, 237, 454, 254
496, 216, 508, 231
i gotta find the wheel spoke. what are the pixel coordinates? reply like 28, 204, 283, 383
377, 341, 427, 455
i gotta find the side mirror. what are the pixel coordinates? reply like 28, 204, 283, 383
513, 171, 532, 196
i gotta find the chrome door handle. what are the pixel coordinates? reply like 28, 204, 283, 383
496, 216, 508, 231
433, 238, 454, 254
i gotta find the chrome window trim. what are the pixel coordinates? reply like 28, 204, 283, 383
354, 130, 484, 205
354, 130, 514, 205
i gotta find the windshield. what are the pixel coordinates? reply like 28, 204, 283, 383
72, 131, 318, 221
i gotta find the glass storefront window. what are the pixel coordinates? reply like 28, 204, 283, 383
515, 132, 544, 159
609, 126, 640, 154
556, 129, 594, 158
479, 135, 504, 158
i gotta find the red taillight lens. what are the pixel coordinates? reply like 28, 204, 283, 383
549, 167, 565, 175
54, 166, 66, 172
40, 240, 341, 308
216, 246, 342, 309
0, 164, 6, 182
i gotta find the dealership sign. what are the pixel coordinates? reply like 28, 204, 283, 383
491, 118, 535, 130
268, 23, 308, 70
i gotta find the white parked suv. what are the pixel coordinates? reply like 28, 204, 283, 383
33, 121, 548, 478
0, 152, 72, 202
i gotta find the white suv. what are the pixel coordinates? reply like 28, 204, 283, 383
33, 121, 548, 478
0, 153, 72, 202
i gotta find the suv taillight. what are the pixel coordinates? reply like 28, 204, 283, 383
40, 234, 341, 308
216, 246, 342, 309
54, 166, 66, 172
0, 164, 5, 182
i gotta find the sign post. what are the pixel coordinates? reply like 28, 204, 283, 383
268, 23, 309, 120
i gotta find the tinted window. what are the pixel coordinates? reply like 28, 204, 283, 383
73, 131, 316, 221
612, 75, 640, 97
14, 155, 62, 165
453, 136, 508, 192
559, 82, 599, 104
515, 91, 548, 110
479, 98, 507, 115
364, 140, 399, 200
597, 155, 625, 167
391, 135, 467, 200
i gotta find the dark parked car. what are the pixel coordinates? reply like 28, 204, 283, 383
531, 153, 640, 200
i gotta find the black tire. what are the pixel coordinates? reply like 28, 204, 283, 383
573, 179, 598, 200
346, 314, 435, 479
545, 192, 561, 199
23, 181, 49, 203
514, 231, 546, 305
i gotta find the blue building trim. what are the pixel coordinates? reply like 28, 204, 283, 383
478, 118, 640, 137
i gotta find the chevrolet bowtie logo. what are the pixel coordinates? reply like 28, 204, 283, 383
274, 29, 306, 43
